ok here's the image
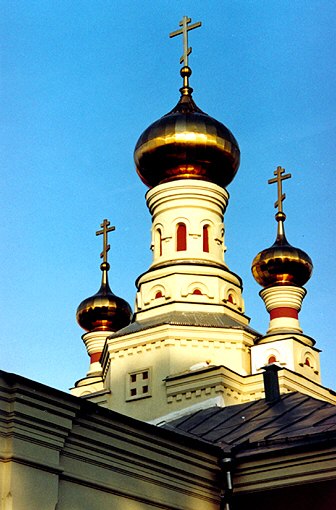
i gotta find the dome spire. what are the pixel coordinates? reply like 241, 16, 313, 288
268, 166, 291, 241
252, 167, 312, 288
252, 167, 313, 335
169, 16, 201, 95
96, 218, 115, 288
76, 219, 132, 333
74, 219, 132, 383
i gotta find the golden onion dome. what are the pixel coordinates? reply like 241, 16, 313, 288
134, 67, 240, 189
76, 262, 132, 333
252, 212, 313, 288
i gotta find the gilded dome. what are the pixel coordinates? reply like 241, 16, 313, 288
77, 262, 132, 333
134, 67, 240, 189
252, 215, 313, 288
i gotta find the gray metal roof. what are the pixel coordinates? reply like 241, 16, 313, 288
162, 392, 336, 453
109, 310, 259, 339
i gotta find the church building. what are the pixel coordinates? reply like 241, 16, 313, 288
1, 17, 336, 510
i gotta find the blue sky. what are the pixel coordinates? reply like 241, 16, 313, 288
1, 1, 335, 391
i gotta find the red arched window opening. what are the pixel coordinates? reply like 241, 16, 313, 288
304, 357, 311, 367
192, 289, 202, 295
268, 355, 277, 364
155, 291, 163, 299
176, 223, 187, 251
203, 225, 209, 252
228, 294, 234, 304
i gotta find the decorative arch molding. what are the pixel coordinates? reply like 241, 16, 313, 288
153, 221, 164, 233
173, 217, 191, 252
180, 281, 213, 299
201, 219, 214, 227
264, 348, 281, 366
171, 216, 191, 231
222, 287, 243, 311
300, 350, 317, 371
143, 284, 171, 306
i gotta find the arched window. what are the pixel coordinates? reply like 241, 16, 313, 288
192, 289, 202, 295
304, 357, 311, 367
155, 291, 163, 299
155, 228, 163, 257
176, 223, 187, 251
203, 225, 209, 252
268, 355, 277, 364
228, 294, 234, 304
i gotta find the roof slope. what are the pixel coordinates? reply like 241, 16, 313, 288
109, 310, 258, 339
162, 392, 336, 452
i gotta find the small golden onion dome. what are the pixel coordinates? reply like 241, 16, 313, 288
76, 262, 132, 333
252, 214, 313, 288
134, 67, 240, 189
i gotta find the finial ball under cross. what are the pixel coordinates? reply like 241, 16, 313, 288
96, 219, 115, 268
268, 166, 292, 216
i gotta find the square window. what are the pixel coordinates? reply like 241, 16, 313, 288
126, 368, 152, 401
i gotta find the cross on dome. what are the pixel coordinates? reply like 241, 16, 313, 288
252, 166, 313, 289
268, 166, 292, 216
169, 16, 202, 68
96, 219, 115, 266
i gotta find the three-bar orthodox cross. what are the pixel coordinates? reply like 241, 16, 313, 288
268, 166, 292, 214
96, 219, 115, 264
169, 16, 202, 67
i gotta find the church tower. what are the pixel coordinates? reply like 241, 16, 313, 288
73, 17, 258, 419
250, 167, 321, 383
72, 219, 132, 398
72, 17, 336, 420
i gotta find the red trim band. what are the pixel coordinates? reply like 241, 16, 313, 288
90, 352, 102, 364
270, 307, 298, 319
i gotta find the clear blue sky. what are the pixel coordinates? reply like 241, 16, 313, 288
1, 1, 335, 391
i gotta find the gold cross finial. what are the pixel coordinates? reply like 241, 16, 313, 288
268, 166, 292, 215
96, 219, 115, 266
169, 16, 202, 68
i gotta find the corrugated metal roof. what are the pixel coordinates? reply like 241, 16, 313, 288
162, 392, 336, 451
109, 310, 259, 339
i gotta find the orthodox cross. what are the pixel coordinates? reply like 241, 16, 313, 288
96, 219, 115, 264
169, 16, 202, 67
268, 166, 292, 214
